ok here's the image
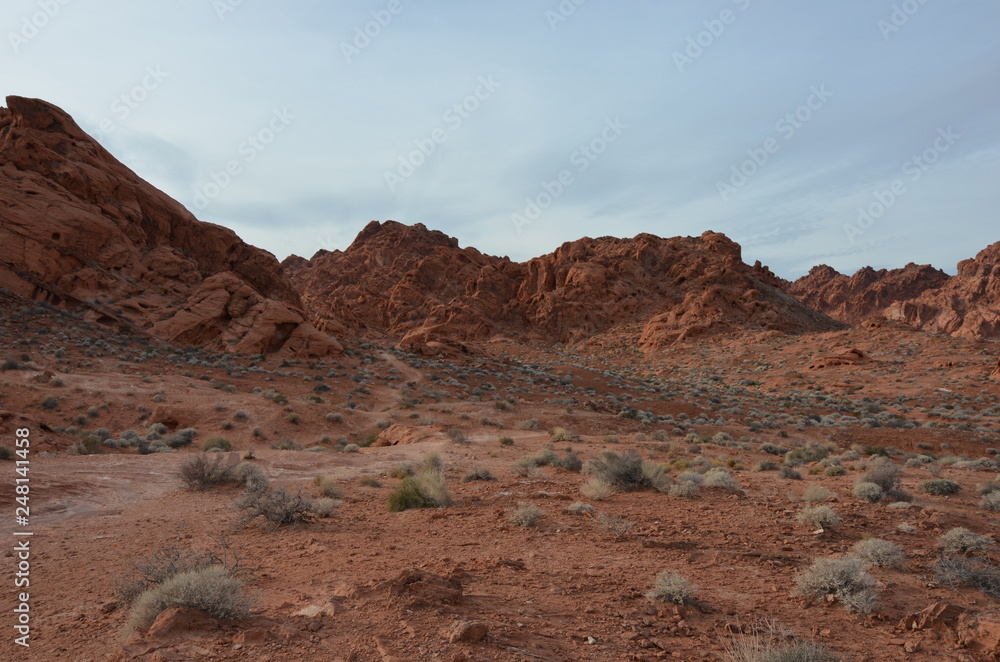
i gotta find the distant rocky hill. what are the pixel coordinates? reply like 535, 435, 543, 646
283, 221, 845, 353
0, 96, 337, 357
790, 245, 1000, 339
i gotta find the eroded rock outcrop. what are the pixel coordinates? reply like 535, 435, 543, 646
0, 96, 337, 356
285, 222, 844, 352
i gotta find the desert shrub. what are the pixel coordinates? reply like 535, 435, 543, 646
852, 538, 904, 568
581, 477, 614, 501
755, 460, 779, 472
313, 475, 344, 498
796, 505, 840, 531
802, 485, 835, 502
202, 437, 232, 452
233, 462, 268, 493
519, 448, 558, 468
825, 465, 846, 477
669, 480, 700, 499
508, 502, 543, 527
760, 443, 784, 456
41, 396, 59, 410
785, 443, 830, 466
115, 538, 244, 608
646, 571, 695, 605
555, 452, 583, 472
704, 467, 740, 491
779, 467, 802, 480
862, 458, 902, 492
550, 427, 576, 442
585, 450, 652, 491
938, 528, 995, 555
0, 446, 13, 461
917, 479, 960, 495
166, 428, 198, 449
567, 501, 595, 515
342, 444, 360, 453
498, 436, 514, 446
515, 419, 540, 431
447, 427, 468, 444
71, 435, 102, 455
326, 412, 343, 423
312, 498, 339, 518
640, 461, 672, 493
795, 556, 877, 614
232, 410, 248, 422
852, 481, 883, 503
126, 566, 251, 634
2, 358, 24, 371
722, 619, 842, 662
934, 556, 1000, 601
981, 491, 1000, 512
236, 487, 315, 530
596, 512, 635, 537
387, 470, 451, 512
462, 466, 495, 483
286, 412, 302, 425
179, 454, 237, 490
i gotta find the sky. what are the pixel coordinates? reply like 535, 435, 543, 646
3, 0, 999, 279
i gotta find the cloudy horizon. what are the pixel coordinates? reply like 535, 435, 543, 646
3, 0, 999, 279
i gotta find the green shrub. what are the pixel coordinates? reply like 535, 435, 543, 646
825, 465, 846, 477
126, 566, 251, 634
917, 479, 960, 495
202, 437, 232, 452
755, 460, 779, 472
794, 556, 877, 614
646, 571, 695, 605
779, 467, 802, 480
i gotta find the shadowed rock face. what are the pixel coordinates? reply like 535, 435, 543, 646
0, 96, 338, 357
789, 263, 950, 325
791, 247, 1000, 339
284, 222, 845, 353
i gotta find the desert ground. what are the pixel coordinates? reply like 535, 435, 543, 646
2, 297, 999, 662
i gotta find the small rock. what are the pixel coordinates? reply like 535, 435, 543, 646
444, 621, 488, 644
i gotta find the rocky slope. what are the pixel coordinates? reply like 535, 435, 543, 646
0, 96, 337, 357
791, 245, 1000, 339
284, 222, 844, 352
789, 263, 949, 325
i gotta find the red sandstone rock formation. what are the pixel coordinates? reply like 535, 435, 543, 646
0, 96, 337, 357
284, 222, 844, 352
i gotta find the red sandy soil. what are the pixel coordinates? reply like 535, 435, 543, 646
1, 301, 999, 662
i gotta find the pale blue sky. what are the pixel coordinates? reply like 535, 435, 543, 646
3, 0, 998, 278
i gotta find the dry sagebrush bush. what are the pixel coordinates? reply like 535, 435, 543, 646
126, 566, 251, 635
508, 502, 543, 527
581, 477, 614, 501
646, 571, 696, 605
795, 556, 878, 614
852, 481, 883, 503
179, 454, 237, 490
851, 538, 904, 568
937, 527, 995, 555
796, 505, 840, 531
